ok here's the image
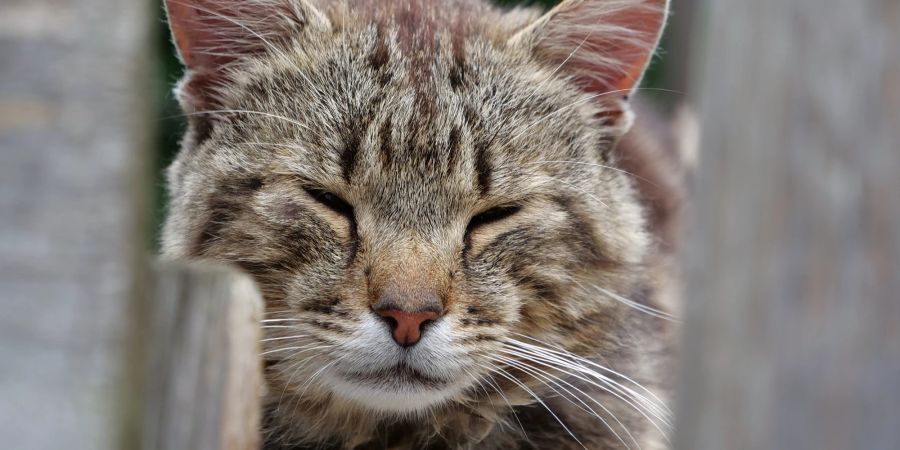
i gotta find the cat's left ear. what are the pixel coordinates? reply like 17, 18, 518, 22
165, 0, 329, 110
511, 0, 668, 124
165, 0, 329, 71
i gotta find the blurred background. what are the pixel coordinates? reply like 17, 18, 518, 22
2, 0, 898, 450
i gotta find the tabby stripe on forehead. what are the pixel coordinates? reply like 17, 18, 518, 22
473, 139, 492, 194
463, 106, 492, 194
341, 105, 380, 182
447, 126, 461, 169
340, 138, 359, 183
449, 32, 469, 90
369, 26, 390, 71
378, 117, 393, 167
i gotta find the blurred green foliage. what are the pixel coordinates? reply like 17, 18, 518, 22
152, 0, 667, 247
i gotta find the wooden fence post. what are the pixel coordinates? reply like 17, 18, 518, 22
675, 1, 900, 449
144, 264, 263, 450
0, 0, 154, 448
0, 1, 264, 449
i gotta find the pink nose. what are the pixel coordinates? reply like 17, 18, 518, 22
375, 308, 439, 347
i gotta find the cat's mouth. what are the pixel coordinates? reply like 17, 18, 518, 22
339, 363, 451, 389
324, 359, 468, 413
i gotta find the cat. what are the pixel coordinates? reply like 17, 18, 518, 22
161, 0, 682, 448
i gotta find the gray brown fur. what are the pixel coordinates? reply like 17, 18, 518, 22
162, 0, 680, 448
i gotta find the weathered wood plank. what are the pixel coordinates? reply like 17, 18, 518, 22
675, 1, 900, 449
0, 0, 153, 449
145, 263, 263, 450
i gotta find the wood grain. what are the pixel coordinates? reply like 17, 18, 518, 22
675, 1, 900, 449
0, 0, 153, 448
144, 263, 264, 450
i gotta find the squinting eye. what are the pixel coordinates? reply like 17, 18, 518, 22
303, 187, 354, 217
466, 204, 521, 236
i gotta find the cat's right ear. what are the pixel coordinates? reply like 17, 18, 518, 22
510, 0, 668, 132
165, 0, 329, 110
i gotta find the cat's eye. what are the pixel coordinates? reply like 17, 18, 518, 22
466, 204, 522, 235
303, 187, 354, 217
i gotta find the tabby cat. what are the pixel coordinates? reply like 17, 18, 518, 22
161, 0, 682, 448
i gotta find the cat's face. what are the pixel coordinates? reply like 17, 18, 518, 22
163, 0, 664, 417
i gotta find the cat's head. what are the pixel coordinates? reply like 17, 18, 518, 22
163, 0, 667, 419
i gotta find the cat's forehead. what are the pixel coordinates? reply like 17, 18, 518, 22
227, 23, 598, 186
200, 10, 610, 234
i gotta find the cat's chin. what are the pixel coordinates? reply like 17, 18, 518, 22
322, 368, 467, 414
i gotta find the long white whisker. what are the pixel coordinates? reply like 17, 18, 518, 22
261, 334, 309, 343
505, 338, 672, 428
525, 160, 662, 188
284, 353, 348, 423
509, 333, 671, 415
275, 353, 333, 417
178, 109, 314, 132
261, 344, 331, 357
511, 31, 596, 110
477, 363, 588, 450
499, 345, 670, 440
556, 179, 609, 208
498, 345, 670, 434
493, 354, 637, 450
594, 286, 680, 322
474, 362, 532, 443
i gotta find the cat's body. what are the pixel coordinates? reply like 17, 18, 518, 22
162, 0, 682, 448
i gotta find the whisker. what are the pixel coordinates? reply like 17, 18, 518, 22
261, 334, 309, 343
503, 340, 671, 425
498, 345, 669, 439
594, 286, 680, 322
525, 160, 661, 188
506, 90, 622, 144
476, 363, 588, 450
556, 178, 609, 208
509, 333, 670, 414
173, 109, 314, 132
261, 344, 332, 357
492, 353, 637, 450
505, 338, 672, 428
465, 363, 531, 443
232, 141, 308, 152
512, 31, 596, 111
275, 352, 331, 412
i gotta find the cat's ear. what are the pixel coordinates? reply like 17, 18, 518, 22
165, 0, 329, 109
511, 0, 668, 115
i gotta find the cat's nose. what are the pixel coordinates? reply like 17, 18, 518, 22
372, 299, 440, 347
375, 308, 439, 347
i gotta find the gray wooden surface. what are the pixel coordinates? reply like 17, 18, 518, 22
0, 0, 154, 449
145, 264, 263, 450
675, 1, 900, 449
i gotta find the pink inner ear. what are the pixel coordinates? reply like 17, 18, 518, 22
166, 0, 314, 109
167, 0, 239, 71
533, 0, 668, 98
607, 6, 667, 92
167, 0, 306, 73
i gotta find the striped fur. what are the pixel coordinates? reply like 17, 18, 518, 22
162, 1, 678, 448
